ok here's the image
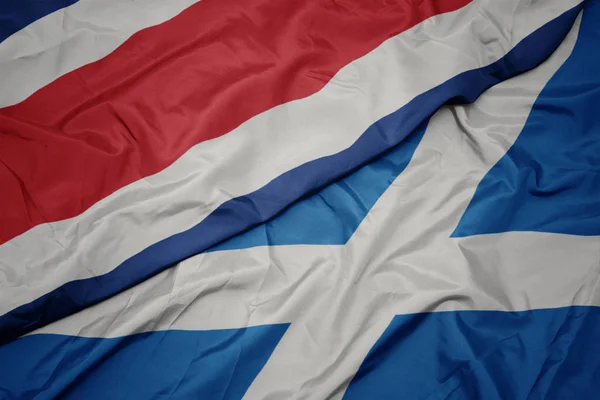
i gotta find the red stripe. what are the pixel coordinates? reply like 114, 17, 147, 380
0, 0, 469, 244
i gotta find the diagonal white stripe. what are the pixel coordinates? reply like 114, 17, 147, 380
0, 0, 200, 107
0, 0, 582, 317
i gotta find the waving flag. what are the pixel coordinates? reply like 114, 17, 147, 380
0, 0, 599, 398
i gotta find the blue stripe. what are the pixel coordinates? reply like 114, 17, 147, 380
211, 121, 429, 251
344, 306, 600, 399
0, 324, 288, 399
453, 0, 600, 238
0, 0, 78, 44
0, 4, 582, 345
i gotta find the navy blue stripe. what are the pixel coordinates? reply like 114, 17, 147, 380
453, 0, 600, 237
0, 324, 288, 399
344, 306, 600, 399
0, 4, 582, 345
0, 0, 79, 44
210, 117, 429, 251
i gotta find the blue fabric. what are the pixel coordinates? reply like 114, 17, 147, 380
453, 0, 600, 238
212, 121, 428, 251
345, 306, 600, 399
0, 324, 288, 399
0, 0, 78, 44
0, 4, 583, 344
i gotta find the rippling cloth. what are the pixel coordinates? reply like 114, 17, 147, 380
0, 0, 599, 398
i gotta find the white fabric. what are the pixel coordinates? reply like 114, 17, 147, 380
0, 0, 200, 107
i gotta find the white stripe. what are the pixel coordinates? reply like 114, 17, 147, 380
0, 0, 582, 316
34, 16, 600, 398
0, 0, 199, 107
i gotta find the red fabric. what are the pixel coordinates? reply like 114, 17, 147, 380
0, 0, 469, 244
